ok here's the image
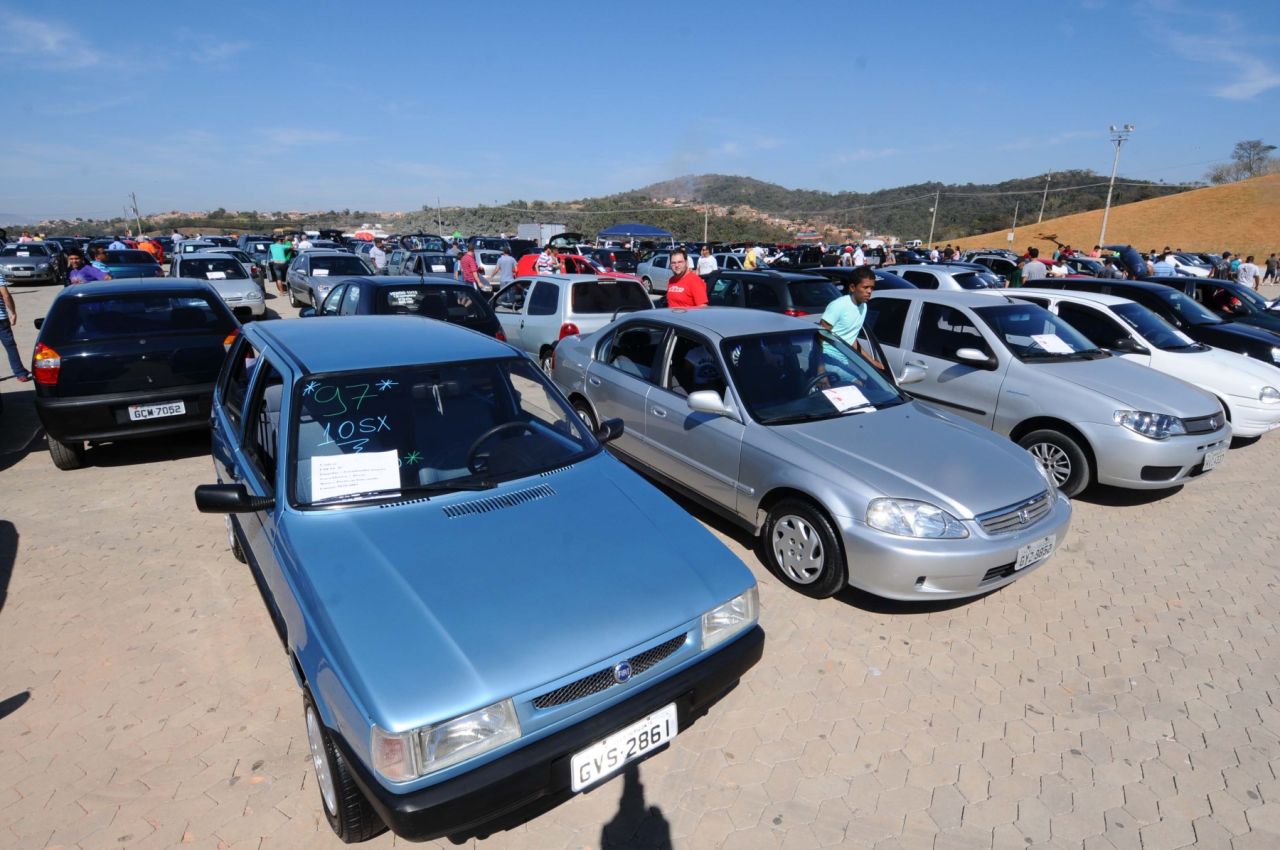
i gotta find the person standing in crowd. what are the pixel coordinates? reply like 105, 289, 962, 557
837, 246, 854, 267
458, 245, 487, 291
90, 247, 111, 274
66, 250, 110, 284
534, 244, 559, 275
696, 245, 718, 276
1009, 257, 1025, 288
819, 266, 882, 370
1237, 255, 1262, 290
1264, 253, 1277, 285
1212, 252, 1233, 280
665, 248, 707, 308
268, 235, 291, 295
297, 233, 314, 252
1022, 247, 1048, 281
171, 229, 183, 244
928, 246, 939, 262
495, 246, 517, 286
1152, 252, 1177, 276
368, 238, 387, 272
107, 236, 127, 250
1101, 257, 1124, 279
852, 243, 866, 267
1089, 245, 1101, 258
880, 247, 896, 267
0, 269, 32, 382
17, 231, 33, 243
743, 242, 758, 270
137, 237, 161, 263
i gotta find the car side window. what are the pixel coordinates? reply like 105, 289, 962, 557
219, 337, 262, 433
494, 283, 527, 314
243, 359, 284, 490
902, 270, 939, 290
665, 333, 726, 399
527, 281, 559, 316
709, 275, 740, 305
1013, 296, 1051, 308
340, 285, 361, 316
652, 255, 668, 269
745, 281, 780, 309
865, 298, 910, 347
914, 303, 992, 361
1056, 303, 1128, 348
604, 323, 667, 383
321, 285, 345, 315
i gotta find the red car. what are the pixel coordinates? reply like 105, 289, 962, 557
514, 253, 643, 284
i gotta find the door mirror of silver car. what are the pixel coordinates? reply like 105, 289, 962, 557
955, 347, 996, 369
897, 363, 926, 385
194, 483, 275, 514
687, 390, 738, 419
594, 417, 624, 444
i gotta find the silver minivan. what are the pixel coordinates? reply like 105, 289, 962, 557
866, 290, 1232, 496
490, 274, 651, 373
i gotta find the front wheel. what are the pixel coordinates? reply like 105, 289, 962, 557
572, 398, 597, 430
762, 499, 846, 598
287, 285, 300, 308
641, 276, 653, 294
539, 348, 554, 375
1018, 429, 1090, 497
303, 691, 386, 843
226, 515, 246, 563
47, 435, 85, 470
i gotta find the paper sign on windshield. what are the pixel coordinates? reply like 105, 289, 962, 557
1031, 333, 1074, 354
16, 251, 29, 257
822, 385, 873, 413
206, 271, 227, 280
311, 450, 400, 502
313, 268, 330, 276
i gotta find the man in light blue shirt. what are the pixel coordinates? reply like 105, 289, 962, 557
1152, 253, 1177, 276
820, 266, 882, 369
495, 246, 517, 285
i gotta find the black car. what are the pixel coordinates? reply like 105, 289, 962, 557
303, 276, 504, 339
508, 238, 538, 259
814, 266, 918, 291
1030, 278, 1280, 371
385, 249, 455, 276
31, 280, 239, 470
1144, 276, 1280, 338
705, 270, 842, 317
767, 247, 826, 270
584, 247, 638, 274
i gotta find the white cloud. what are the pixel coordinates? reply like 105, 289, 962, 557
191, 40, 250, 64
0, 10, 101, 69
259, 128, 361, 147
1144, 1, 1280, 101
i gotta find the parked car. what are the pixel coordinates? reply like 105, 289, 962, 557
194, 316, 762, 841
491, 274, 651, 373
891, 264, 1004, 290
400, 233, 450, 253
237, 235, 275, 274
385, 249, 455, 277
635, 252, 675, 293
515, 253, 643, 284
508, 238, 538, 259
711, 253, 745, 271
170, 254, 266, 320
813, 267, 918, 292
98, 249, 165, 279
1005, 289, 1280, 438
285, 250, 374, 308
197, 246, 264, 285
305, 276, 504, 339
552, 308, 1071, 599
584, 248, 639, 274
966, 253, 1020, 278
1165, 254, 1210, 277
31, 279, 239, 469
177, 239, 220, 255
1146, 276, 1280, 338
704, 270, 842, 317
865, 290, 1231, 495
0, 241, 60, 284
1029, 278, 1280, 372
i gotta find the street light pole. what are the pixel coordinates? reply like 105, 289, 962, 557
1037, 173, 1050, 224
927, 190, 939, 247
1098, 124, 1134, 247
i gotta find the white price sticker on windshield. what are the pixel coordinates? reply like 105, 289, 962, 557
313, 268, 329, 276
16, 251, 29, 257
311, 450, 400, 502
206, 271, 227, 280
431, 264, 446, 273
822, 385, 873, 412
1031, 333, 1074, 354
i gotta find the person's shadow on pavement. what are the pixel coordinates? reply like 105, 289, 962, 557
600, 764, 673, 849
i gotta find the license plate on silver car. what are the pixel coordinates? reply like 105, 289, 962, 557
570, 704, 677, 792
128, 400, 185, 421
1015, 534, 1056, 571
1202, 446, 1226, 471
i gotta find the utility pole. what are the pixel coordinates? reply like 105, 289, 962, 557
703, 206, 709, 244
926, 190, 940, 247
129, 192, 145, 236
436, 196, 442, 236
1009, 200, 1019, 245
1098, 124, 1135, 247
1037, 174, 1051, 224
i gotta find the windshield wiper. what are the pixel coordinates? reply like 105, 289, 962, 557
311, 479, 497, 505
766, 411, 837, 425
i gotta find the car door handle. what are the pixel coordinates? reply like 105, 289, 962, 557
588, 377, 601, 386
651, 407, 667, 418
907, 360, 928, 369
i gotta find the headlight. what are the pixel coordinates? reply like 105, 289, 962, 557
701, 587, 758, 650
866, 498, 968, 538
1112, 410, 1186, 440
37, 263, 50, 271
371, 698, 520, 782
245, 290, 263, 301
1261, 387, 1280, 403
1271, 347, 1280, 364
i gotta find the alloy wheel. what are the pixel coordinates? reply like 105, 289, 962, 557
1029, 442, 1071, 487
305, 706, 338, 816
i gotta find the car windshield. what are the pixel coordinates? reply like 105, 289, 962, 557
182, 257, 247, 279
403, 235, 447, 252
310, 256, 370, 276
596, 250, 638, 271
473, 238, 508, 251
1111, 302, 1203, 351
2, 245, 49, 256
570, 280, 651, 313
974, 303, 1108, 360
1216, 285, 1269, 313
1154, 288, 1222, 325
292, 358, 597, 506
105, 250, 157, 264
786, 279, 842, 309
377, 286, 491, 322
42, 293, 234, 343
953, 271, 1001, 289
721, 329, 905, 425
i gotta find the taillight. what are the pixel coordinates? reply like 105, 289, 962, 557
784, 308, 809, 317
558, 322, 580, 340
33, 343, 61, 385
495, 329, 506, 341
223, 328, 239, 350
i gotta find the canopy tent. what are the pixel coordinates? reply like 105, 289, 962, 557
597, 223, 673, 239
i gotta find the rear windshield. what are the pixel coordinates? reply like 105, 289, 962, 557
953, 271, 1001, 289
570, 280, 651, 313
310, 256, 370, 276
377, 286, 493, 323
473, 238, 508, 251
106, 250, 157, 264
2, 245, 49, 256
403, 235, 447, 252
249, 242, 272, 253
787, 279, 842, 309
182, 257, 247, 279
592, 249, 638, 271
42, 293, 234, 343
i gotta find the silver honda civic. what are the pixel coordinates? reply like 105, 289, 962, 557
551, 308, 1072, 601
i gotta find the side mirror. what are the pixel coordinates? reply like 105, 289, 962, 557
955, 347, 997, 369
594, 417, 624, 443
194, 483, 275, 514
1110, 337, 1149, 355
33, 317, 43, 329
897, 363, 926, 385
299, 307, 317, 318
687, 390, 738, 418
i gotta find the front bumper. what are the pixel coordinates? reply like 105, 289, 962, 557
1081, 420, 1232, 488
35, 383, 214, 442
836, 494, 1072, 600
332, 626, 764, 842
0, 266, 57, 284
1225, 397, 1280, 438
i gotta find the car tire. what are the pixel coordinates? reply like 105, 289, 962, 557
572, 398, 597, 430
539, 347, 554, 375
642, 276, 653, 294
287, 286, 300, 308
47, 435, 85, 470
303, 691, 386, 844
762, 498, 846, 599
226, 515, 246, 564
1018, 429, 1090, 497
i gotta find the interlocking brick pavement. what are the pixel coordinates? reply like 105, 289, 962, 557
2, 281, 1280, 849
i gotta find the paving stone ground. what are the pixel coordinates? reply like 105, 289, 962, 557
2, 281, 1279, 849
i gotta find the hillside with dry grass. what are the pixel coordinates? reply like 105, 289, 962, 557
954, 173, 1280, 260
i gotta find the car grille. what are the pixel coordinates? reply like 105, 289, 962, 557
6, 265, 35, 273
1183, 413, 1224, 435
976, 491, 1052, 535
531, 633, 687, 710
440, 484, 555, 518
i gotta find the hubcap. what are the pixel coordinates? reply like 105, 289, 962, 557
224, 515, 237, 553
306, 706, 338, 816
575, 407, 593, 426
541, 356, 553, 375
1029, 443, 1071, 487
771, 514, 824, 585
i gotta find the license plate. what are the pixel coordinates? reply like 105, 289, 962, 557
128, 400, 185, 421
1015, 534, 1056, 571
570, 703, 678, 792
1202, 446, 1226, 471
11, 269, 31, 276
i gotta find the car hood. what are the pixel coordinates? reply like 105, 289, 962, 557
1033, 356, 1219, 415
773, 401, 1047, 519
280, 457, 752, 730
1200, 320, 1280, 346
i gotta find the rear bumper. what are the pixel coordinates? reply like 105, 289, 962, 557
35, 383, 214, 442
333, 626, 764, 842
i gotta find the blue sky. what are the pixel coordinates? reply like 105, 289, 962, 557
2, 0, 1278, 219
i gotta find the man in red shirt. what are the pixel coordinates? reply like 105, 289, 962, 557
458, 247, 487, 291
664, 248, 707, 308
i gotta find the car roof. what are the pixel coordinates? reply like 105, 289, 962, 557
513, 273, 628, 284
1060, 277, 1170, 293
245, 315, 513, 376
54, 279, 217, 298
871, 289, 1015, 308
622, 306, 816, 337
715, 269, 830, 282
182, 252, 238, 260
300, 250, 351, 257
350, 275, 466, 287
1008, 288, 1133, 307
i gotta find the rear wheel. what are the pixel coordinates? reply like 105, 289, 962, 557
47, 435, 85, 470
303, 691, 386, 843
572, 398, 597, 429
539, 347, 554, 375
1018, 429, 1090, 497
762, 499, 846, 598
642, 276, 653, 294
